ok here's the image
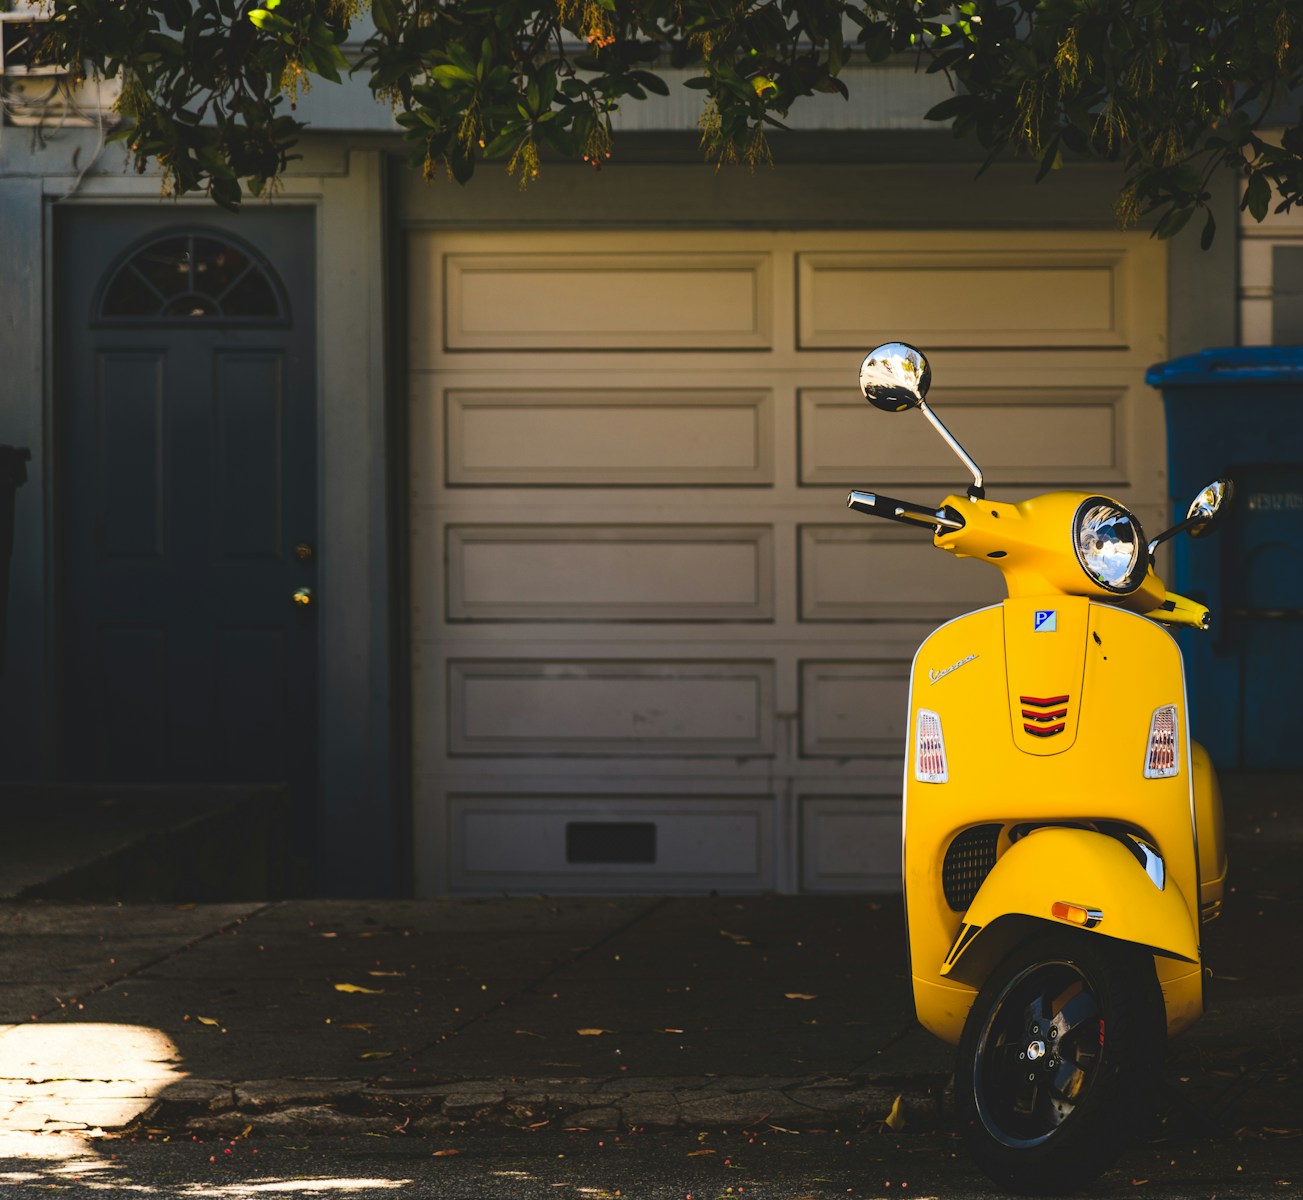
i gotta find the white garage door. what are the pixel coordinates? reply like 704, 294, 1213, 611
408, 229, 1167, 895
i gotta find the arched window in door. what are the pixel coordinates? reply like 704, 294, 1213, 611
97, 230, 288, 324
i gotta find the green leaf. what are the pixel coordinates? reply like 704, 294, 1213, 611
248, 9, 293, 35
925, 94, 970, 122
1154, 205, 1194, 240
371, 0, 397, 37
630, 70, 670, 97
1200, 208, 1217, 250
1244, 170, 1271, 222
431, 64, 476, 85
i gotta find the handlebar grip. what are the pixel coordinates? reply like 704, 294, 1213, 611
848, 490, 957, 531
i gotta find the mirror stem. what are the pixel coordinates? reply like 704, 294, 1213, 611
918, 399, 985, 500
1147, 516, 1198, 557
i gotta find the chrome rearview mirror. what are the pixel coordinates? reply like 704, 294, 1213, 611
1147, 477, 1235, 555
859, 342, 931, 412
859, 341, 986, 500
1186, 478, 1234, 537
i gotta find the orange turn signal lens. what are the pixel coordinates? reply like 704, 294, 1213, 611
1052, 901, 1103, 928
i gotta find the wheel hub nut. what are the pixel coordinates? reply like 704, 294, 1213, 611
1026, 1039, 1047, 1061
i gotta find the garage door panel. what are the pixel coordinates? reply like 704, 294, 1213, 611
800, 660, 911, 757
449, 794, 775, 891
799, 795, 902, 891
444, 252, 772, 351
445, 388, 773, 486
410, 228, 1166, 894
800, 524, 1006, 621
448, 659, 775, 756
800, 387, 1127, 487
798, 250, 1127, 350
447, 524, 774, 622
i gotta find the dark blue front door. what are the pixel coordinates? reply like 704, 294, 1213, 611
57, 207, 316, 790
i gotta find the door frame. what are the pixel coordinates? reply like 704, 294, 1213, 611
38, 151, 400, 896
54, 209, 319, 796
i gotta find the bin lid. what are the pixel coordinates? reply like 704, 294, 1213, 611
1147, 346, 1303, 387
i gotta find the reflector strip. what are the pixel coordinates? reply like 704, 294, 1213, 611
1144, 705, 1179, 778
915, 709, 948, 783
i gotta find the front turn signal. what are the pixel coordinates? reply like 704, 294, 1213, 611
915, 709, 948, 783
1052, 901, 1103, 929
1144, 704, 1179, 778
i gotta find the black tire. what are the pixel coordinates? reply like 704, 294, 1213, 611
955, 929, 1164, 1195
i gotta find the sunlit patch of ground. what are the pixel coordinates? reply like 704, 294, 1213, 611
0, 1023, 185, 1133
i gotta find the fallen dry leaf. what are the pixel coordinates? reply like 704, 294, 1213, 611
319, 932, 338, 938
784, 993, 817, 1001
368, 970, 405, 977
335, 983, 385, 995
687, 1149, 716, 1157
431, 1148, 460, 1157
768, 1124, 800, 1134
197, 1016, 220, 1027
658, 1028, 685, 1034
577, 1028, 613, 1036
358, 1051, 394, 1060
884, 1093, 906, 1132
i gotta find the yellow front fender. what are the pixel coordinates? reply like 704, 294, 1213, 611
942, 827, 1200, 988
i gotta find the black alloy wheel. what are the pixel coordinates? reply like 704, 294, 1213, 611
956, 930, 1163, 1194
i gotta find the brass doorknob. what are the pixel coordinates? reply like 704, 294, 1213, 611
292, 587, 313, 607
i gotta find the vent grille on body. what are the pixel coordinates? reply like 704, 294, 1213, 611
942, 824, 1002, 911
1020, 694, 1069, 738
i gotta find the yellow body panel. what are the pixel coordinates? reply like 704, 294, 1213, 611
1192, 740, 1227, 921
905, 598, 1208, 1046
1156, 956, 1205, 1038
950, 828, 1198, 968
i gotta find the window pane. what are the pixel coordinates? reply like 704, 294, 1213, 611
194, 236, 251, 298
132, 237, 192, 298
102, 265, 161, 317
220, 269, 279, 317
162, 294, 218, 318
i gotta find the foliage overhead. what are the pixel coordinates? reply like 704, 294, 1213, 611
40, 0, 1303, 243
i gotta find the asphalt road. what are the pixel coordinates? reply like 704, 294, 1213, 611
0, 1123, 1297, 1199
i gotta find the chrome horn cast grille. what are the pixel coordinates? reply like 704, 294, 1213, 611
1021, 695, 1069, 738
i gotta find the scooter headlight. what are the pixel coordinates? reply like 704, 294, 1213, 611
1073, 498, 1147, 594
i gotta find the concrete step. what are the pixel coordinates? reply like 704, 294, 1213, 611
0, 784, 298, 902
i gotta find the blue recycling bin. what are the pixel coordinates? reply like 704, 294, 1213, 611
1146, 348, 1303, 770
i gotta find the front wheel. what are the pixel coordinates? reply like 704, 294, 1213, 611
956, 930, 1163, 1194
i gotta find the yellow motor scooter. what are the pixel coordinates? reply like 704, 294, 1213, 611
848, 343, 1231, 1194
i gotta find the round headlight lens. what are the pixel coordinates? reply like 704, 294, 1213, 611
1074, 500, 1146, 593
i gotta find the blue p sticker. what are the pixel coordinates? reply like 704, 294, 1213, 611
1034, 610, 1058, 632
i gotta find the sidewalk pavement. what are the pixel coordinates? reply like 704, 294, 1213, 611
0, 773, 1298, 1142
